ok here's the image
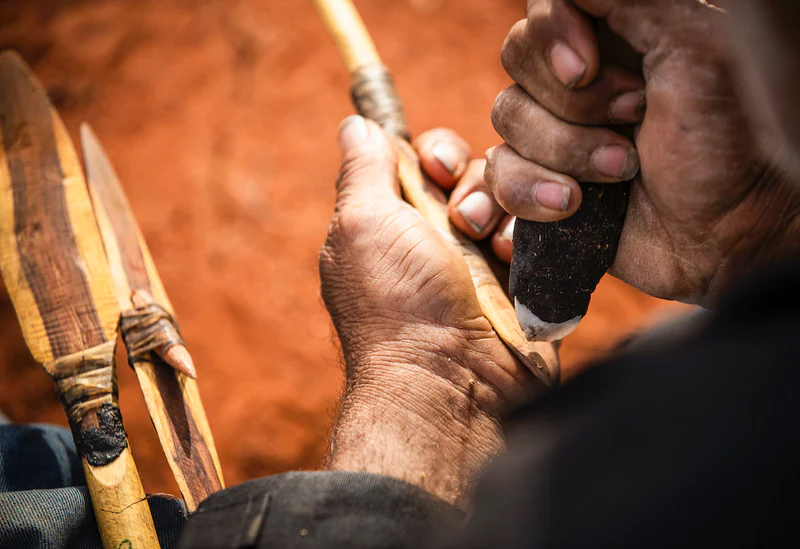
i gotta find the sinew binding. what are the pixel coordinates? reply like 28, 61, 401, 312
82, 124, 225, 512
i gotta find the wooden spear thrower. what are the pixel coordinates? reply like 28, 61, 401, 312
0, 51, 160, 549
312, 0, 560, 389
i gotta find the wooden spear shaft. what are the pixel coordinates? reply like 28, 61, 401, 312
82, 124, 224, 512
0, 51, 160, 549
311, 0, 560, 388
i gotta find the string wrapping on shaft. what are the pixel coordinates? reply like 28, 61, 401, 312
47, 340, 118, 426
350, 64, 409, 140
120, 302, 185, 367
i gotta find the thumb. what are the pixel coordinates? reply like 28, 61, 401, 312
336, 115, 401, 209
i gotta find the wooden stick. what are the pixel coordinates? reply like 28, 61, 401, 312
312, 0, 560, 388
83, 124, 224, 512
0, 51, 160, 549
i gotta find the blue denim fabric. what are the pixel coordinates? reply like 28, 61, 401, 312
0, 424, 186, 549
0, 424, 85, 492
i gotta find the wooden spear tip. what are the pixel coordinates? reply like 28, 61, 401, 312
130, 288, 155, 309
0, 50, 37, 90
79, 122, 97, 145
0, 49, 28, 69
161, 343, 197, 379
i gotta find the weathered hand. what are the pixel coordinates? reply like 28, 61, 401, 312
488, 0, 800, 305
320, 116, 537, 505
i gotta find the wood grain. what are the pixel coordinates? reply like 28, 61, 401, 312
0, 56, 114, 362
84, 447, 162, 549
395, 142, 559, 385
83, 124, 224, 511
0, 50, 159, 549
313, 0, 380, 71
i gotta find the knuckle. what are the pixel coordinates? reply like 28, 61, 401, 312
490, 92, 507, 134
491, 87, 519, 135
493, 85, 536, 137
483, 154, 500, 192
500, 20, 527, 75
494, 177, 523, 214
499, 40, 514, 76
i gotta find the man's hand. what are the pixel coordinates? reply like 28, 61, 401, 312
320, 116, 536, 506
487, 0, 800, 305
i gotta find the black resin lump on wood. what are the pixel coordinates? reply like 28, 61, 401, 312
510, 182, 630, 341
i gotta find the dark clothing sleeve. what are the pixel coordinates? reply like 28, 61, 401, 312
446, 275, 800, 549
178, 472, 463, 549
180, 259, 800, 549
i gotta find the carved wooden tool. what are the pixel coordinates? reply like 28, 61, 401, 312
82, 124, 224, 512
312, 0, 559, 388
0, 51, 160, 549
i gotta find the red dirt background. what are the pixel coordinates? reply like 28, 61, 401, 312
0, 0, 690, 496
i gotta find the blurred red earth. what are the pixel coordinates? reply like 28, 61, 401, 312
0, 0, 691, 496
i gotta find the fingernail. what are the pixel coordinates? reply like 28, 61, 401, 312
338, 115, 369, 154
609, 90, 646, 122
432, 141, 462, 175
549, 40, 586, 88
500, 217, 516, 243
457, 192, 496, 234
534, 182, 570, 212
593, 145, 640, 180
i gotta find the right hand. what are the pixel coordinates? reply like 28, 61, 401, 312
482, 0, 800, 305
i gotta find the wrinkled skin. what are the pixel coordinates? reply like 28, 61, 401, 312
488, 0, 800, 304
317, 0, 800, 507
319, 117, 539, 505
319, 119, 535, 416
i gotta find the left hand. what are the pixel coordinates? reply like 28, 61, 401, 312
486, 0, 800, 304
319, 116, 541, 505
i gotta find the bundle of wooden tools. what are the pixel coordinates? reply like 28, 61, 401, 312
312, 0, 562, 388
0, 51, 223, 549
